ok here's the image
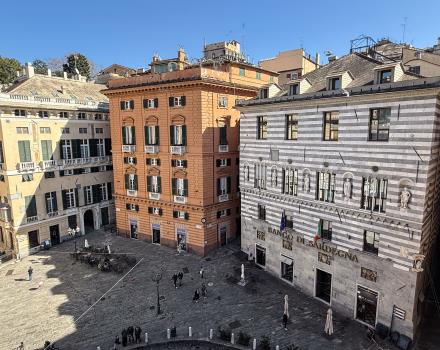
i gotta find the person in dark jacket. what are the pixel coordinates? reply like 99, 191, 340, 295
121, 329, 128, 347
178, 271, 183, 286
172, 273, 178, 288
193, 289, 200, 303
127, 326, 134, 343
134, 326, 142, 343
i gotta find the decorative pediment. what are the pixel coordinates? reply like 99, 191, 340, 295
122, 117, 135, 125
145, 115, 159, 125
173, 169, 187, 178
147, 167, 160, 176
216, 115, 231, 127
171, 114, 185, 125
125, 165, 137, 174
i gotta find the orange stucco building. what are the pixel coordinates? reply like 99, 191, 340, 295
103, 45, 278, 256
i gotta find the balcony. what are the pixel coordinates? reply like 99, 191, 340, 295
26, 215, 39, 223
145, 145, 160, 154
170, 145, 186, 155
219, 144, 229, 153
41, 160, 57, 170
60, 156, 111, 168
127, 189, 138, 197
48, 211, 59, 218
122, 145, 136, 153
149, 192, 160, 200
17, 162, 36, 171
174, 195, 187, 204
218, 193, 229, 202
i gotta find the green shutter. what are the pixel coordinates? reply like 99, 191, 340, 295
122, 127, 127, 144
131, 126, 136, 145
133, 175, 138, 190
18, 141, 31, 162
41, 140, 52, 161
182, 125, 187, 145
157, 176, 162, 193
172, 178, 177, 195
155, 125, 160, 145
147, 176, 152, 192
183, 179, 188, 196
170, 126, 175, 145
144, 126, 150, 145
125, 174, 129, 189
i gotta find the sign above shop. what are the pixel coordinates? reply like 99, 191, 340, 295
297, 236, 359, 263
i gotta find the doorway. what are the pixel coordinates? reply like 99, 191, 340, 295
50, 225, 60, 245
281, 256, 294, 283
28, 230, 39, 249
256, 245, 266, 267
130, 220, 138, 239
219, 225, 227, 246
236, 218, 241, 237
316, 269, 332, 304
101, 207, 109, 226
177, 228, 186, 251
152, 224, 160, 244
83, 210, 94, 233
356, 285, 378, 326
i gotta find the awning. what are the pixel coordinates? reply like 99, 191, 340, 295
280, 255, 293, 265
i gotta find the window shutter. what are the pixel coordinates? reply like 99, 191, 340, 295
126, 203, 130, 210
122, 127, 127, 144
184, 212, 189, 220
60, 170, 65, 177
83, 187, 87, 203
182, 125, 187, 145
123, 157, 128, 163
59, 140, 65, 160
155, 125, 160, 145
131, 126, 136, 145
171, 159, 176, 167
74, 168, 81, 175
169, 97, 174, 107
227, 176, 231, 193
181, 96, 186, 106
72, 140, 81, 159
107, 182, 112, 200
157, 176, 162, 193
183, 179, 188, 196
172, 178, 177, 195
53, 193, 58, 211
144, 126, 149, 145
217, 211, 221, 219
159, 208, 163, 216
157, 159, 161, 166
89, 139, 98, 157
170, 126, 175, 145
147, 176, 152, 192
129, 100, 134, 109
120, 101, 125, 110
105, 138, 111, 155
143, 99, 148, 109
45, 193, 50, 213
75, 189, 79, 207
125, 174, 129, 189
216, 159, 221, 167
227, 158, 231, 166
148, 207, 153, 214
92, 185, 101, 203
226, 208, 231, 216
183, 160, 187, 167
146, 158, 151, 165
62, 190, 67, 210
133, 175, 138, 190
173, 210, 178, 218
135, 205, 139, 211
217, 178, 221, 195
154, 98, 159, 108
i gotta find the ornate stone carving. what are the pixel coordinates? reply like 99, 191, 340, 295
343, 178, 352, 200
400, 187, 411, 209
318, 252, 331, 265
304, 173, 310, 192
257, 230, 265, 241
361, 267, 377, 282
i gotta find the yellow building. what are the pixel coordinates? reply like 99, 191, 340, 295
0, 64, 115, 259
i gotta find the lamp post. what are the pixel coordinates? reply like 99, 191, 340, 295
151, 271, 162, 315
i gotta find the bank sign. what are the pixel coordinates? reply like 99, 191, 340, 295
267, 227, 359, 263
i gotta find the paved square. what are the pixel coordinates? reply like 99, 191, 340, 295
0, 230, 397, 350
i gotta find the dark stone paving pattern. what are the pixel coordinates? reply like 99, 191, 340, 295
0, 230, 399, 350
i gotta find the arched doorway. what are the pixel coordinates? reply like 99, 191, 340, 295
83, 210, 94, 234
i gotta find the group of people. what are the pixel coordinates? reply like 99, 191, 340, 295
171, 266, 208, 303
114, 326, 142, 347
171, 271, 184, 288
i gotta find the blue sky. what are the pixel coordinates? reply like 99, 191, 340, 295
1, 0, 439, 70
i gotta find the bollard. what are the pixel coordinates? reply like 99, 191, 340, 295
209, 329, 213, 339
189, 326, 192, 337
253, 338, 257, 350
276, 346, 280, 350
167, 328, 171, 339
97, 347, 100, 350
231, 332, 235, 344
144, 332, 148, 343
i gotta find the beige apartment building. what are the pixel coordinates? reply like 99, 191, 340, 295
0, 64, 114, 259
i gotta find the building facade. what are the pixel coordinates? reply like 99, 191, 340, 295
237, 52, 440, 341
0, 64, 115, 258
103, 46, 278, 256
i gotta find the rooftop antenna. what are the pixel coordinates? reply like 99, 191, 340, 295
401, 17, 408, 43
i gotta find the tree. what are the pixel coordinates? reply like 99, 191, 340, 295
46, 57, 64, 77
65, 53, 91, 79
32, 59, 48, 74
0, 56, 21, 84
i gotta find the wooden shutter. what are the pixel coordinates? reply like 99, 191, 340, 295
148, 207, 153, 214
59, 140, 65, 159
157, 176, 162, 193
135, 205, 139, 211
74, 189, 79, 207
133, 175, 138, 190
171, 159, 176, 167
125, 174, 129, 189
144, 126, 150, 145
129, 100, 134, 109
92, 185, 101, 203
182, 125, 187, 145
183, 179, 188, 196
146, 158, 151, 165
147, 176, 152, 192
226, 208, 231, 216
25, 196, 37, 217
181, 96, 186, 106
173, 210, 178, 218
182, 160, 187, 167
217, 211, 221, 219
143, 99, 148, 109
155, 125, 160, 145
131, 126, 136, 145
89, 139, 98, 157
159, 208, 163, 216
169, 97, 174, 107
154, 98, 159, 108
107, 182, 112, 200
216, 159, 221, 167
52, 192, 58, 211
120, 101, 125, 110
184, 212, 189, 220
227, 176, 231, 193
18, 141, 31, 162
61, 190, 67, 210
105, 139, 111, 155
217, 178, 221, 195
227, 158, 231, 166
172, 178, 177, 195
41, 140, 52, 161
72, 140, 81, 159
170, 126, 175, 145
122, 127, 127, 144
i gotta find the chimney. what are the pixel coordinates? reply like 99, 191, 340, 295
315, 53, 320, 67
178, 48, 186, 62
24, 62, 34, 78
47, 68, 52, 77
328, 55, 337, 62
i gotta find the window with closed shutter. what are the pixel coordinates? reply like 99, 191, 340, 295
18, 141, 31, 162
41, 140, 53, 161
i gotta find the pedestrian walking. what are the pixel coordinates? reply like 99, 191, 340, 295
27, 266, 33, 281
172, 273, 178, 288
114, 335, 121, 349
121, 329, 128, 347
18, 342, 24, 350
283, 313, 288, 330
134, 326, 142, 343
199, 266, 204, 279
193, 289, 200, 303
178, 271, 183, 286
201, 283, 207, 298
127, 326, 134, 343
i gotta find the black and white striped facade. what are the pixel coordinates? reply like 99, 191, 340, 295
237, 80, 440, 340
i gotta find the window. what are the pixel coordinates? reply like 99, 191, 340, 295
285, 114, 298, 140
80, 140, 89, 158
124, 157, 137, 165
259, 88, 268, 99
101, 183, 109, 201
169, 96, 186, 107
44, 171, 55, 179
28, 230, 39, 248
257, 116, 267, 140
125, 174, 138, 190
239, 68, 245, 76
217, 176, 230, 195
40, 127, 51, 134
95, 128, 104, 134
61, 128, 70, 134
328, 77, 341, 90
79, 127, 88, 134
148, 207, 163, 216
84, 186, 93, 204
147, 175, 161, 193
369, 108, 390, 141
61, 140, 72, 159
258, 204, 266, 220
285, 211, 293, 229
319, 219, 332, 241
64, 189, 76, 208
77, 112, 87, 119
38, 110, 49, 118
216, 158, 230, 167
143, 98, 158, 109
323, 112, 339, 141
216, 209, 231, 218
361, 178, 388, 213
94, 113, 103, 120
269, 76, 274, 83
22, 174, 33, 182
18, 141, 31, 162
145, 125, 159, 145
218, 96, 228, 108
379, 69, 392, 83
126, 203, 139, 211
25, 195, 37, 218
364, 231, 380, 255
120, 100, 134, 110
16, 127, 29, 134
41, 140, 53, 161
59, 112, 69, 118
254, 163, 267, 189
122, 126, 136, 145
289, 84, 299, 96
45, 192, 58, 214
256, 72, 261, 80
172, 178, 188, 196
173, 210, 189, 220
147, 158, 161, 166
14, 109, 26, 117
316, 172, 336, 203
171, 159, 187, 168
82, 168, 91, 174
170, 125, 186, 146
409, 66, 421, 75
219, 125, 227, 145
283, 168, 298, 195
97, 139, 105, 156
281, 258, 293, 283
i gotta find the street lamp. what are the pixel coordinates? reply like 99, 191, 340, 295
151, 271, 163, 315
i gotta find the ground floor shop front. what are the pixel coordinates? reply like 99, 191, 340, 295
241, 218, 418, 342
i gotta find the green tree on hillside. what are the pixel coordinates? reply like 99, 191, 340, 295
0, 56, 21, 84
32, 59, 48, 74
65, 53, 91, 79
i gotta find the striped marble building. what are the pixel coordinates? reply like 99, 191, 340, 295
237, 52, 440, 342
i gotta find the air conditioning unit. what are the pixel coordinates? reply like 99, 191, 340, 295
149, 192, 160, 200
219, 144, 229, 152
152, 207, 160, 215
174, 195, 187, 204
